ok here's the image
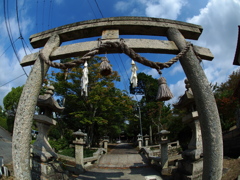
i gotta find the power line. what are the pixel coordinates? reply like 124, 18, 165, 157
93, 0, 104, 18
50, 0, 54, 28
42, 0, 46, 31
36, 0, 39, 32
22, 37, 32, 54
48, 0, 53, 29
92, 0, 131, 94
87, 0, 97, 19
111, 55, 129, 91
3, 0, 28, 77
0, 38, 19, 58
16, 0, 28, 56
0, 74, 25, 87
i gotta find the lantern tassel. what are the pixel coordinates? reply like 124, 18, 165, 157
81, 61, 89, 96
130, 60, 138, 88
156, 77, 173, 101
100, 57, 112, 76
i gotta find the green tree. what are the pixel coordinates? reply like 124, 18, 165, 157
131, 72, 159, 103
214, 69, 240, 131
0, 105, 6, 117
3, 86, 23, 132
129, 72, 176, 143
50, 56, 135, 146
0, 105, 7, 130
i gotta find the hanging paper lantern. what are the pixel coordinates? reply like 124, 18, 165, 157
81, 61, 89, 96
130, 60, 138, 88
99, 57, 112, 76
156, 77, 173, 101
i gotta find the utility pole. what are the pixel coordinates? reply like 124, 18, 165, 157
138, 104, 143, 136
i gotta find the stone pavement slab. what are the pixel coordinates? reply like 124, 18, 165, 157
98, 154, 148, 168
108, 143, 138, 154
76, 167, 163, 180
76, 143, 164, 180
98, 143, 148, 168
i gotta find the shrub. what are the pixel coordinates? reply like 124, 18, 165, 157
49, 138, 69, 152
0, 117, 8, 130
59, 148, 75, 157
84, 148, 96, 158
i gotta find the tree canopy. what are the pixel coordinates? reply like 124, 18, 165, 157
2, 58, 239, 150
129, 72, 182, 143
50, 56, 136, 145
3, 86, 23, 113
214, 69, 240, 131
3, 86, 23, 132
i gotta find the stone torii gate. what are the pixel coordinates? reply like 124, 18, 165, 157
13, 17, 222, 179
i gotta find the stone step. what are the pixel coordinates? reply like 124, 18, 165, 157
98, 154, 149, 168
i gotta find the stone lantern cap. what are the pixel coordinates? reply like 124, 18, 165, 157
73, 129, 87, 137
159, 130, 170, 135
173, 90, 194, 109
37, 86, 65, 113
73, 129, 87, 145
137, 133, 143, 140
103, 135, 109, 140
173, 79, 195, 110
159, 130, 170, 143
144, 134, 149, 139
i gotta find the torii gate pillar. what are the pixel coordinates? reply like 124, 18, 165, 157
167, 27, 223, 180
12, 34, 60, 180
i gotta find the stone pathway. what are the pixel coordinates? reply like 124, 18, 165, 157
76, 167, 163, 180
98, 143, 148, 168
108, 143, 138, 154
77, 143, 163, 180
0, 126, 12, 165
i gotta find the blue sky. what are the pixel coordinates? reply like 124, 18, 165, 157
0, 0, 240, 107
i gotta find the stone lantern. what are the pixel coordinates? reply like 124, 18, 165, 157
31, 86, 65, 179
32, 86, 64, 162
173, 79, 203, 179
103, 135, 109, 151
159, 130, 170, 142
144, 134, 150, 147
137, 134, 143, 148
73, 129, 87, 173
159, 130, 170, 172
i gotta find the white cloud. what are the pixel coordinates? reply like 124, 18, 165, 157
143, 68, 159, 79
55, 0, 64, 5
186, 0, 240, 85
145, 0, 187, 19
0, 6, 33, 107
166, 0, 240, 108
114, 0, 186, 19
115, 1, 133, 12
0, 51, 29, 107
169, 63, 184, 76
168, 78, 186, 105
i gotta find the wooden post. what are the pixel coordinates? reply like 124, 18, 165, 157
12, 34, 60, 180
167, 27, 223, 180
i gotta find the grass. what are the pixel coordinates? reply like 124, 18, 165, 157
59, 148, 75, 157
84, 148, 96, 158
58, 147, 97, 158
0, 117, 8, 130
